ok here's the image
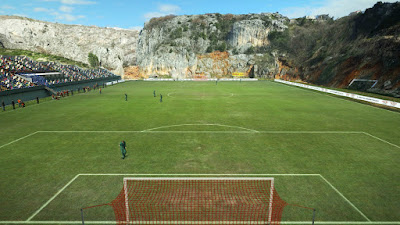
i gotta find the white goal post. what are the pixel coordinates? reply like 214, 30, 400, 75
122, 177, 275, 225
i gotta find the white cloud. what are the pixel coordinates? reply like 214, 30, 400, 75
34, 7, 52, 12
56, 13, 85, 21
280, 0, 398, 19
59, 5, 74, 13
144, 12, 166, 20
144, 4, 181, 20
1, 5, 16, 10
40, 0, 96, 5
46, 11, 84, 21
34, 7, 84, 22
60, 0, 96, 5
13, 14, 29, 18
129, 26, 143, 31
159, 4, 181, 14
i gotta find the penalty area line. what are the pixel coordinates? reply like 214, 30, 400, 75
319, 175, 370, 222
0, 131, 39, 149
26, 174, 80, 221
362, 132, 400, 149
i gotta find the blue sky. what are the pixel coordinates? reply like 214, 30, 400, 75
0, 0, 396, 30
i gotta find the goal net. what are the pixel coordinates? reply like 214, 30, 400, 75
101, 177, 288, 225
348, 79, 378, 91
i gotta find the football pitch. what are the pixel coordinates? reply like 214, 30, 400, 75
0, 81, 399, 225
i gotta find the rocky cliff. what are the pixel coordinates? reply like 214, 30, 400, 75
272, 2, 400, 96
136, 13, 288, 79
0, 16, 138, 75
136, 2, 399, 96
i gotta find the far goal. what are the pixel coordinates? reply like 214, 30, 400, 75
82, 177, 315, 225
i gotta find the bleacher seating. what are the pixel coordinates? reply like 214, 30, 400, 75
0, 55, 117, 91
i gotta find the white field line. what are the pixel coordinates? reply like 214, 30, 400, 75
167, 92, 235, 98
0, 131, 39, 149
362, 132, 400, 149
19, 173, 378, 224
273, 79, 400, 115
319, 175, 370, 222
79, 173, 370, 221
26, 174, 80, 221
38, 130, 143, 133
79, 173, 321, 176
257, 131, 363, 134
2, 221, 400, 225
3, 130, 390, 223
141, 131, 257, 133
141, 124, 259, 133
36, 130, 365, 134
24, 174, 320, 222
36, 130, 399, 149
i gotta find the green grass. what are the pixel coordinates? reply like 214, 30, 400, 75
0, 81, 399, 224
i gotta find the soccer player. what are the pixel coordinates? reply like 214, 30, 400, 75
120, 140, 127, 159
36, 97, 39, 104
125, 93, 128, 101
1, 101, 5, 111
99, 88, 102, 94
153, 90, 156, 97
160, 94, 163, 103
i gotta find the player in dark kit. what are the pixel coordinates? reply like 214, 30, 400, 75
125, 94, 128, 101
160, 94, 163, 103
153, 90, 156, 97
120, 141, 127, 159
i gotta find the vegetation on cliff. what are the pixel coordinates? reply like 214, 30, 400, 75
143, 13, 288, 55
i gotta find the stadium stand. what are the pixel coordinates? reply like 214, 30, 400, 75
0, 55, 117, 91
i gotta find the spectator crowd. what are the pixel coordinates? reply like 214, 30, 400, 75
1, 55, 117, 91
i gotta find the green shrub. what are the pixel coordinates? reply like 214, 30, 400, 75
170, 28, 183, 39
146, 15, 177, 30
216, 42, 227, 52
245, 46, 255, 54
88, 52, 99, 68
269, 29, 290, 51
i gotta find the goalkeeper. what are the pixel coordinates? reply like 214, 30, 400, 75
119, 140, 127, 159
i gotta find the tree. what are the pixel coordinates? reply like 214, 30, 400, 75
88, 52, 99, 68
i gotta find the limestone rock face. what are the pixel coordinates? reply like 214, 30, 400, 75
137, 13, 288, 78
228, 20, 270, 52
0, 16, 138, 75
